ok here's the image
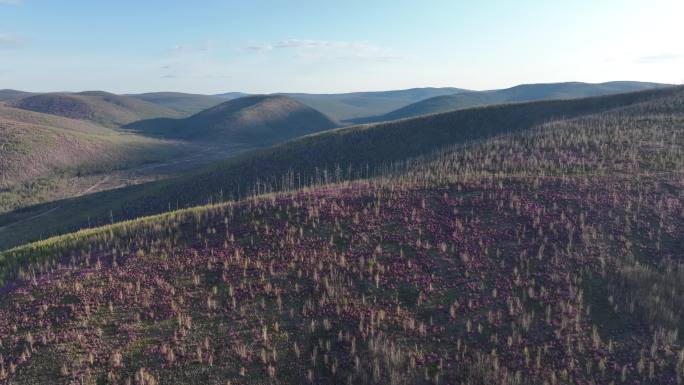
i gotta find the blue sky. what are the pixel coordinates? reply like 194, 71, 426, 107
0, 0, 682, 93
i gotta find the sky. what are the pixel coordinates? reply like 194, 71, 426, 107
0, 0, 683, 94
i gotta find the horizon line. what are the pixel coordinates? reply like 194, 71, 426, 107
1, 79, 677, 96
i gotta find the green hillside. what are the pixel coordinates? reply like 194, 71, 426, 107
0, 104, 183, 213
0, 86, 680, 251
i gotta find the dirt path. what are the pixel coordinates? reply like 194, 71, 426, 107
0, 175, 113, 235
79, 175, 111, 195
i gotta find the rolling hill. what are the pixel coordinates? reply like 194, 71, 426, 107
212, 88, 471, 123
126, 95, 338, 145
0, 89, 33, 102
5, 83, 665, 129
0, 104, 183, 213
0, 85, 682, 384
9, 91, 182, 127
278, 87, 470, 123
0, 86, 680, 250
128, 92, 227, 115
354, 81, 669, 123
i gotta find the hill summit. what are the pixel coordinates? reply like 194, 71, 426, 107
9, 92, 181, 127
126, 95, 338, 145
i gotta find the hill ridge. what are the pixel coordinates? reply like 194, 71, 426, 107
9, 92, 181, 127
125, 94, 338, 145
353, 81, 669, 123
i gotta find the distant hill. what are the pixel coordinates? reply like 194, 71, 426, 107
279, 87, 470, 123
212, 88, 470, 123
129, 92, 227, 115
1, 86, 680, 250
0, 89, 34, 102
126, 95, 338, 145
0, 104, 181, 211
6, 83, 667, 127
355, 81, 669, 123
214, 91, 250, 100
9, 91, 182, 127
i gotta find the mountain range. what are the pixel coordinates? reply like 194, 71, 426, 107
351, 81, 669, 123
5, 82, 668, 129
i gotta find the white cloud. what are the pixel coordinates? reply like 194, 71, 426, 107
158, 51, 233, 81
167, 41, 213, 54
0, 33, 21, 49
161, 73, 232, 80
635, 53, 684, 63
274, 39, 332, 49
244, 44, 273, 52
245, 39, 401, 61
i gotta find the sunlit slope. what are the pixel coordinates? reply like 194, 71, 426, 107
9, 91, 181, 127
0, 104, 183, 213
0, 104, 180, 187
